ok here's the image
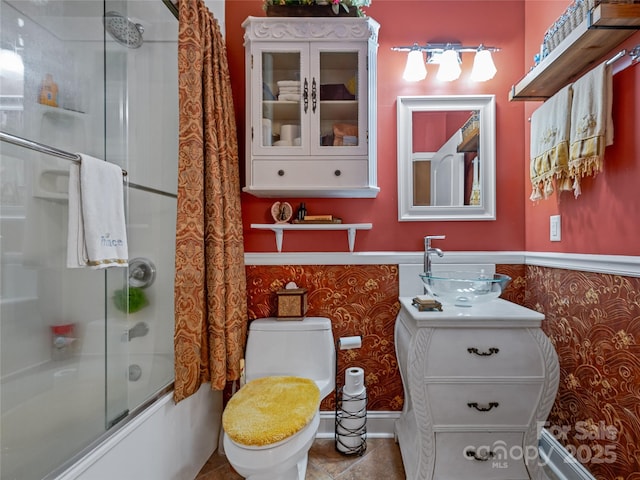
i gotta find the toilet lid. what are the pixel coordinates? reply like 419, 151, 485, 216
222, 376, 320, 447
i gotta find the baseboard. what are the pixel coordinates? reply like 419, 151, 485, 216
539, 429, 596, 480
318, 417, 596, 480
317, 410, 400, 439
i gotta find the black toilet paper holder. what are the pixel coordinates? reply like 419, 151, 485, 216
334, 337, 367, 456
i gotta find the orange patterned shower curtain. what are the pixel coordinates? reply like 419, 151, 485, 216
173, 0, 247, 403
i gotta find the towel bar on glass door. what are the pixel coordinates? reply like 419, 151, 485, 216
0, 130, 128, 176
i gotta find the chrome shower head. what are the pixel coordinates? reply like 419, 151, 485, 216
103, 11, 144, 49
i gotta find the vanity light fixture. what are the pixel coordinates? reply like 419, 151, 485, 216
392, 43, 500, 82
437, 48, 462, 81
470, 46, 497, 82
402, 44, 427, 81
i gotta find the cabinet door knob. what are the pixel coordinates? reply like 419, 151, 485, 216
467, 347, 499, 356
303, 78, 309, 113
277, 169, 285, 177
312, 77, 317, 113
467, 402, 499, 412
334, 169, 342, 177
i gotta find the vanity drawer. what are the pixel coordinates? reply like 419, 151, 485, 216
425, 328, 544, 377
434, 432, 530, 479
251, 160, 368, 188
427, 382, 543, 427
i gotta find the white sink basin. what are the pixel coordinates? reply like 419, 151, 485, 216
419, 271, 511, 307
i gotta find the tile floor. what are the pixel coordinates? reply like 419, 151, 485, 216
195, 437, 562, 480
195, 438, 406, 480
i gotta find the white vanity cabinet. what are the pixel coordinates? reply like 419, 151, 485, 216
242, 16, 379, 198
394, 298, 559, 480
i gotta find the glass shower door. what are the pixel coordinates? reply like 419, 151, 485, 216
0, 0, 128, 477
0, 0, 178, 476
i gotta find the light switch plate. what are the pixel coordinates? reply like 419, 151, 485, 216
550, 215, 561, 241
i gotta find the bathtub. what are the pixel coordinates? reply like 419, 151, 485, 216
1, 356, 221, 480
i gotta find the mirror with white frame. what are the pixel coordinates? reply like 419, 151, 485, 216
397, 95, 496, 221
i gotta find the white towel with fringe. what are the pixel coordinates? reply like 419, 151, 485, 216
67, 154, 128, 269
529, 84, 573, 201
569, 61, 613, 197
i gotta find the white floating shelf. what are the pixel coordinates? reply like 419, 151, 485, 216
251, 223, 373, 253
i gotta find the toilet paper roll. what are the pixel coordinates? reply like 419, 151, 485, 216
339, 336, 362, 350
344, 367, 365, 395
280, 124, 300, 142
262, 118, 272, 146
336, 422, 365, 452
336, 387, 366, 453
341, 392, 366, 424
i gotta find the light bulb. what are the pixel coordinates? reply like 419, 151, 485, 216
436, 49, 461, 82
402, 49, 427, 82
470, 49, 497, 82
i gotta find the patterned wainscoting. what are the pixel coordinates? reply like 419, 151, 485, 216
245, 263, 526, 412
496, 263, 526, 304
525, 265, 640, 480
243, 261, 639, 478
245, 264, 403, 411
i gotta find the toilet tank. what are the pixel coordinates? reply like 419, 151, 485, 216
245, 317, 336, 399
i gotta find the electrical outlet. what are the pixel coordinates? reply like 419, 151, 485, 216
550, 215, 561, 241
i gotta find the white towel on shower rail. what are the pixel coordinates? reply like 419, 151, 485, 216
67, 154, 128, 269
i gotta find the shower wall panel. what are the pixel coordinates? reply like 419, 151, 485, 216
1, 0, 179, 478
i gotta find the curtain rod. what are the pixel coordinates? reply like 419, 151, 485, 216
0, 130, 127, 176
162, 0, 179, 20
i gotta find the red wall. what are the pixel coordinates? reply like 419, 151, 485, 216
523, 1, 640, 256
226, 0, 526, 253
226, 1, 640, 256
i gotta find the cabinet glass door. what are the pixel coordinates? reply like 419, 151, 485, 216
312, 45, 367, 156
255, 46, 305, 155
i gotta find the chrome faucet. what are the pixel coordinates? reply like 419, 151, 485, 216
424, 235, 445, 277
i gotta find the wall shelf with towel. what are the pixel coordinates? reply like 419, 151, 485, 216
251, 223, 372, 252
510, 2, 640, 101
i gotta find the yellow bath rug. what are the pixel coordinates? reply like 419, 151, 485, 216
222, 376, 320, 447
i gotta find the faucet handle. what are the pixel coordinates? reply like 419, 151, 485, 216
424, 235, 446, 249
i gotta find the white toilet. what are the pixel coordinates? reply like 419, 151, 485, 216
222, 316, 336, 480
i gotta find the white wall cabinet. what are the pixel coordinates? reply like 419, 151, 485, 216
394, 298, 559, 480
242, 16, 379, 198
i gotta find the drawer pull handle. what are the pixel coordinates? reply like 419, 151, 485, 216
277, 169, 285, 177
467, 347, 499, 356
465, 449, 495, 462
334, 169, 342, 176
468, 402, 499, 412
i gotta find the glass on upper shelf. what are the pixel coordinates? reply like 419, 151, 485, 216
254, 43, 366, 156
317, 50, 359, 149
261, 50, 302, 148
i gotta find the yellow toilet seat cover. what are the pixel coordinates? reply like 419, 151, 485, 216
223, 376, 320, 447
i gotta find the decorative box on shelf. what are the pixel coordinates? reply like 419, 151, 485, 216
276, 287, 308, 320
